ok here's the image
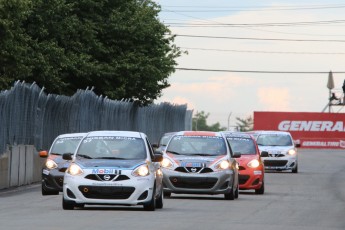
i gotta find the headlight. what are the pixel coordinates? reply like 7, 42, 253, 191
66, 164, 83, 176
215, 160, 230, 170
161, 158, 173, 168
247, 159, 260, 168
45, 159, 58, 169
132, 164, 150, 177
288, 149, 297, 155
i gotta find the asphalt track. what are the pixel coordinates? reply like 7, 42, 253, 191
1, 149, 345, 230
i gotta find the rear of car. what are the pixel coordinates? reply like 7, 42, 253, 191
223, 132, 265, 194
255, 131, 298, 173
161, 131, 240, 200
39, 133, 86, 195
62, 130, 163, 211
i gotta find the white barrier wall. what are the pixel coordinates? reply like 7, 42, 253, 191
0, 145, 43, 190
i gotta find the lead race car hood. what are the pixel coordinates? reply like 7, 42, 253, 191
75, 159, 145, 170
166, 153, 225, 167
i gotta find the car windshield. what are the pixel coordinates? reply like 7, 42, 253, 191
76, 136, 147, 160
159, 133, 174, 146
166, 135, 227, 156
227, 137, 256, 155
256, 134, 293, 146
50, 137, 83, 155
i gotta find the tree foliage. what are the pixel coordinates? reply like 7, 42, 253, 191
0, 0, 181, 105
192, 111, 226, 132
235, 116, 253, 132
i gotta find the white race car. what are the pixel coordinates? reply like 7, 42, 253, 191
254, 131, 298, 173
62, 130, 163, 211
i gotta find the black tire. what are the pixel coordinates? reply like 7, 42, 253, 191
255, 181, 265, 195
224, 182, 235, 200
292, 164, 298, 173
235, 183, 239, 199
163, 191, 171, 198
42, 185, 59, 196
62, 197, 75, 210
156, 188, 164, 209
143, 186, 156, 211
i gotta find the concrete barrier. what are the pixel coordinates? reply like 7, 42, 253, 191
0, 145, 44, 190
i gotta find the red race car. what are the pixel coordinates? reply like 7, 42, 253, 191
223, 132, 265, 194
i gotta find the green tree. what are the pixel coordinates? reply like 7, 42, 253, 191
235, 115, 253, 132
0, 0, 181, 105
193, 111, 226, 131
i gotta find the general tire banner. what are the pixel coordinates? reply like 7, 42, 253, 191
254, 111, 345, 149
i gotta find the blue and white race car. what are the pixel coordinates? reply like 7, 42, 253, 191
254, 131, 298, 173
62, 130, 164, 211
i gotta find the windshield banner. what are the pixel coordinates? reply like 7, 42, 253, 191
254, 111, 345, 149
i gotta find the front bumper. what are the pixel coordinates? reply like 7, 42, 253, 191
238, 168, 264, 190
262, 155, 297, 171
63, 172, 155, 206
42, 168, 65, 192
162, 168, 234, 195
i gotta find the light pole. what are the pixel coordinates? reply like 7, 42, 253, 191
227, 112, 232, 131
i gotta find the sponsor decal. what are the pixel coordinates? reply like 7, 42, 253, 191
91, 168, 119, 174
254, 171, 262, 175
278, 120, 345, 132
42, 169, 50, 175
301, 140, 345, 148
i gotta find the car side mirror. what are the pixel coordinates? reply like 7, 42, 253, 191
62, 153, 73, 160
39, 150, 48, 158
153, 153, 163, 162
232, 152, 241, 158
295, 143, 301, 148
260, 151, 269, 157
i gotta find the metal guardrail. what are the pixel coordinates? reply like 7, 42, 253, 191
0, 81, 192, 155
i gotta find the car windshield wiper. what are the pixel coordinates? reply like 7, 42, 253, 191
50, 152, 61, 155
94, 157, 127, 160
167, 151, 182, 155
190, 153, 216, 156
77, 154, 93, 159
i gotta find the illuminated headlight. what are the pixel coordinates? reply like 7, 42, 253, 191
66, 164, 83, 176
288, 149, 297, 156
215, 160, 230, 170
247, 159, 260, 168
132, 164, 150, 177
161, 158, 173, 169
45, 159, 58, 169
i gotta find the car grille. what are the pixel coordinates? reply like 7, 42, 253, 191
175, 167, 214, 173
59, 168, 67, 173
268, 154, 285, 157
264, 160, 288, 167
78, 186, 135, 199
239, 175, 250, 185
84, 174, 130, 181
169, 176, 218, 189
238, 166, 246, 171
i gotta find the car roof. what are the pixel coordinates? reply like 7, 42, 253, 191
221, 131, 253, 139
85, 130, 145, 138
253, 130, 292, 136
56, 132, 87, 138
174, 131, 222, 137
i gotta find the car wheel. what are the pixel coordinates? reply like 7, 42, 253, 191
42, 185, 59, 196
235, 183, 239, 199
156, 188, 164, 209
163, 191, 171, 198
224, 182, 235, 200
74, 203, 85, 209
255, 181, 265, 195
143, 186, 156, 211
62, 197, 75, 210
292, 164, 298, 173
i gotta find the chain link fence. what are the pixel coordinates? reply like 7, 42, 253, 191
0, 81, 192, 155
